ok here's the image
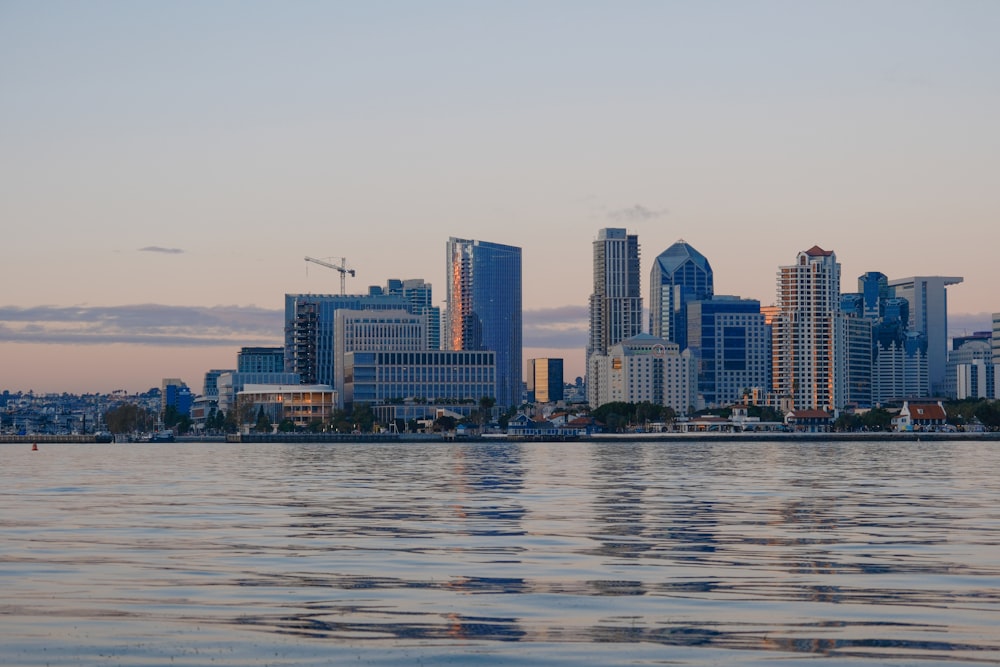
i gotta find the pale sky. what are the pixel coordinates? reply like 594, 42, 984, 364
2, 1, 998, 394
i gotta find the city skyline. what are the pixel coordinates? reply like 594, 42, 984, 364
3, 2, 999, 393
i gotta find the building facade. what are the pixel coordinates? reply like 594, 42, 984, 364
589, 334, 692, 414
887, 276, 963, 396
344, 350, 496, 408
217, 372, 301, 414
284, 292, 414, 387
650, 239, 714, 350
772, 246, 842, 412
527, 358, 564, 403
947, 333, 995, 400
445, 238, 522, 408
333, 309, 427, 407
685, 296, 769, 409
587, 228, 642, 406
373, 279, 442, 351
236, 384, 337, 431
237, 347, 285, 374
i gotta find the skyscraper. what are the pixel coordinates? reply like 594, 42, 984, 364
887, 276, 963, 396
587, 228, 641, 406
446, 237, 522, 408
772, 246, 842, 412
649, 240, 714, 350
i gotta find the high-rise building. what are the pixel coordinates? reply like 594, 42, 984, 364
375, 279, 442, 350
528, 358, 564, 403
840, 313, 873, 408
587, 228, 641, 406
887, 276, 963, 396
685, 296, 769, 409
858, 271, 889, 320
649, 240, 713, 350
772, 246, 842, 412
284, 292, 414, 387
991, 313, 1000, 378
238, 347, 285, 374
445, 237, 522, 408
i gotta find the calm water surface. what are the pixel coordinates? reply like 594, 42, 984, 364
2, 439, 998, 665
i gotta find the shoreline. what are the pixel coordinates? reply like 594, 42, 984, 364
6, 432, 999, 444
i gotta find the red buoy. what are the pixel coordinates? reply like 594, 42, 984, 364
32, 442, 38, 451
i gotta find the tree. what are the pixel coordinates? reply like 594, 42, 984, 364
434, 414, 457, 432
103, 403, 153, 435
478, 396, 495, 427
351, 403, 376, 432
974, 401, 1000, 430
278, 418, 296, 432
254, 406, 272, 433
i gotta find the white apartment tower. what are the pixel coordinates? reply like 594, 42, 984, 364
772, 246, 842, 412
588, 228, 642, 407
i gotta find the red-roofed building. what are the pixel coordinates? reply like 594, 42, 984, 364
893, 401, 949, 432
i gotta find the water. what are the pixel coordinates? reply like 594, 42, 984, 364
2, 439, 998, 666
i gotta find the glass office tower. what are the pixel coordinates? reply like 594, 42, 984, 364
446, 237, 523, 408
649, 240, 713, 350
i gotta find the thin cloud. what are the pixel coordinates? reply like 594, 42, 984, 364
607, 204, 667, 223
0, 304, 282, 346
524, 305, 588, 349
948, 312, 994, 337
139, 246, 185, 254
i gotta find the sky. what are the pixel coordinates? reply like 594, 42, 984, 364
2, 1, 998, 394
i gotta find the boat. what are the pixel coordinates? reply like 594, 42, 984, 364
94, 431, 115, 443
147, 430, 175, 443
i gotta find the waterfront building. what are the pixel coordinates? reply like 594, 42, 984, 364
284, 291, 414, 387
771, 246, 842, 412
217, 371, 300, 415
237, 347, 285, 374
887, 276, 963, 396
236, 384, 337, 431
947, 332, 995, 400
445, 237, 522, 408
344, 350, 496, 417
649, 240, 713, 350
589, 334, 692, 414
587, 228, 642, 406
333, 309, 427, 407
685, 296, 769, 409
527, 358, 564, 403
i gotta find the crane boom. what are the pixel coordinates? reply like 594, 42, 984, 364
304, 256, 356, 295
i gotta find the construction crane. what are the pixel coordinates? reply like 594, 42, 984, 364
304, 256, 356, 295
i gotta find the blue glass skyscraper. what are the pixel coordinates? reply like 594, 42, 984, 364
446, 238, 522, 408
649, 240, 713, 350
